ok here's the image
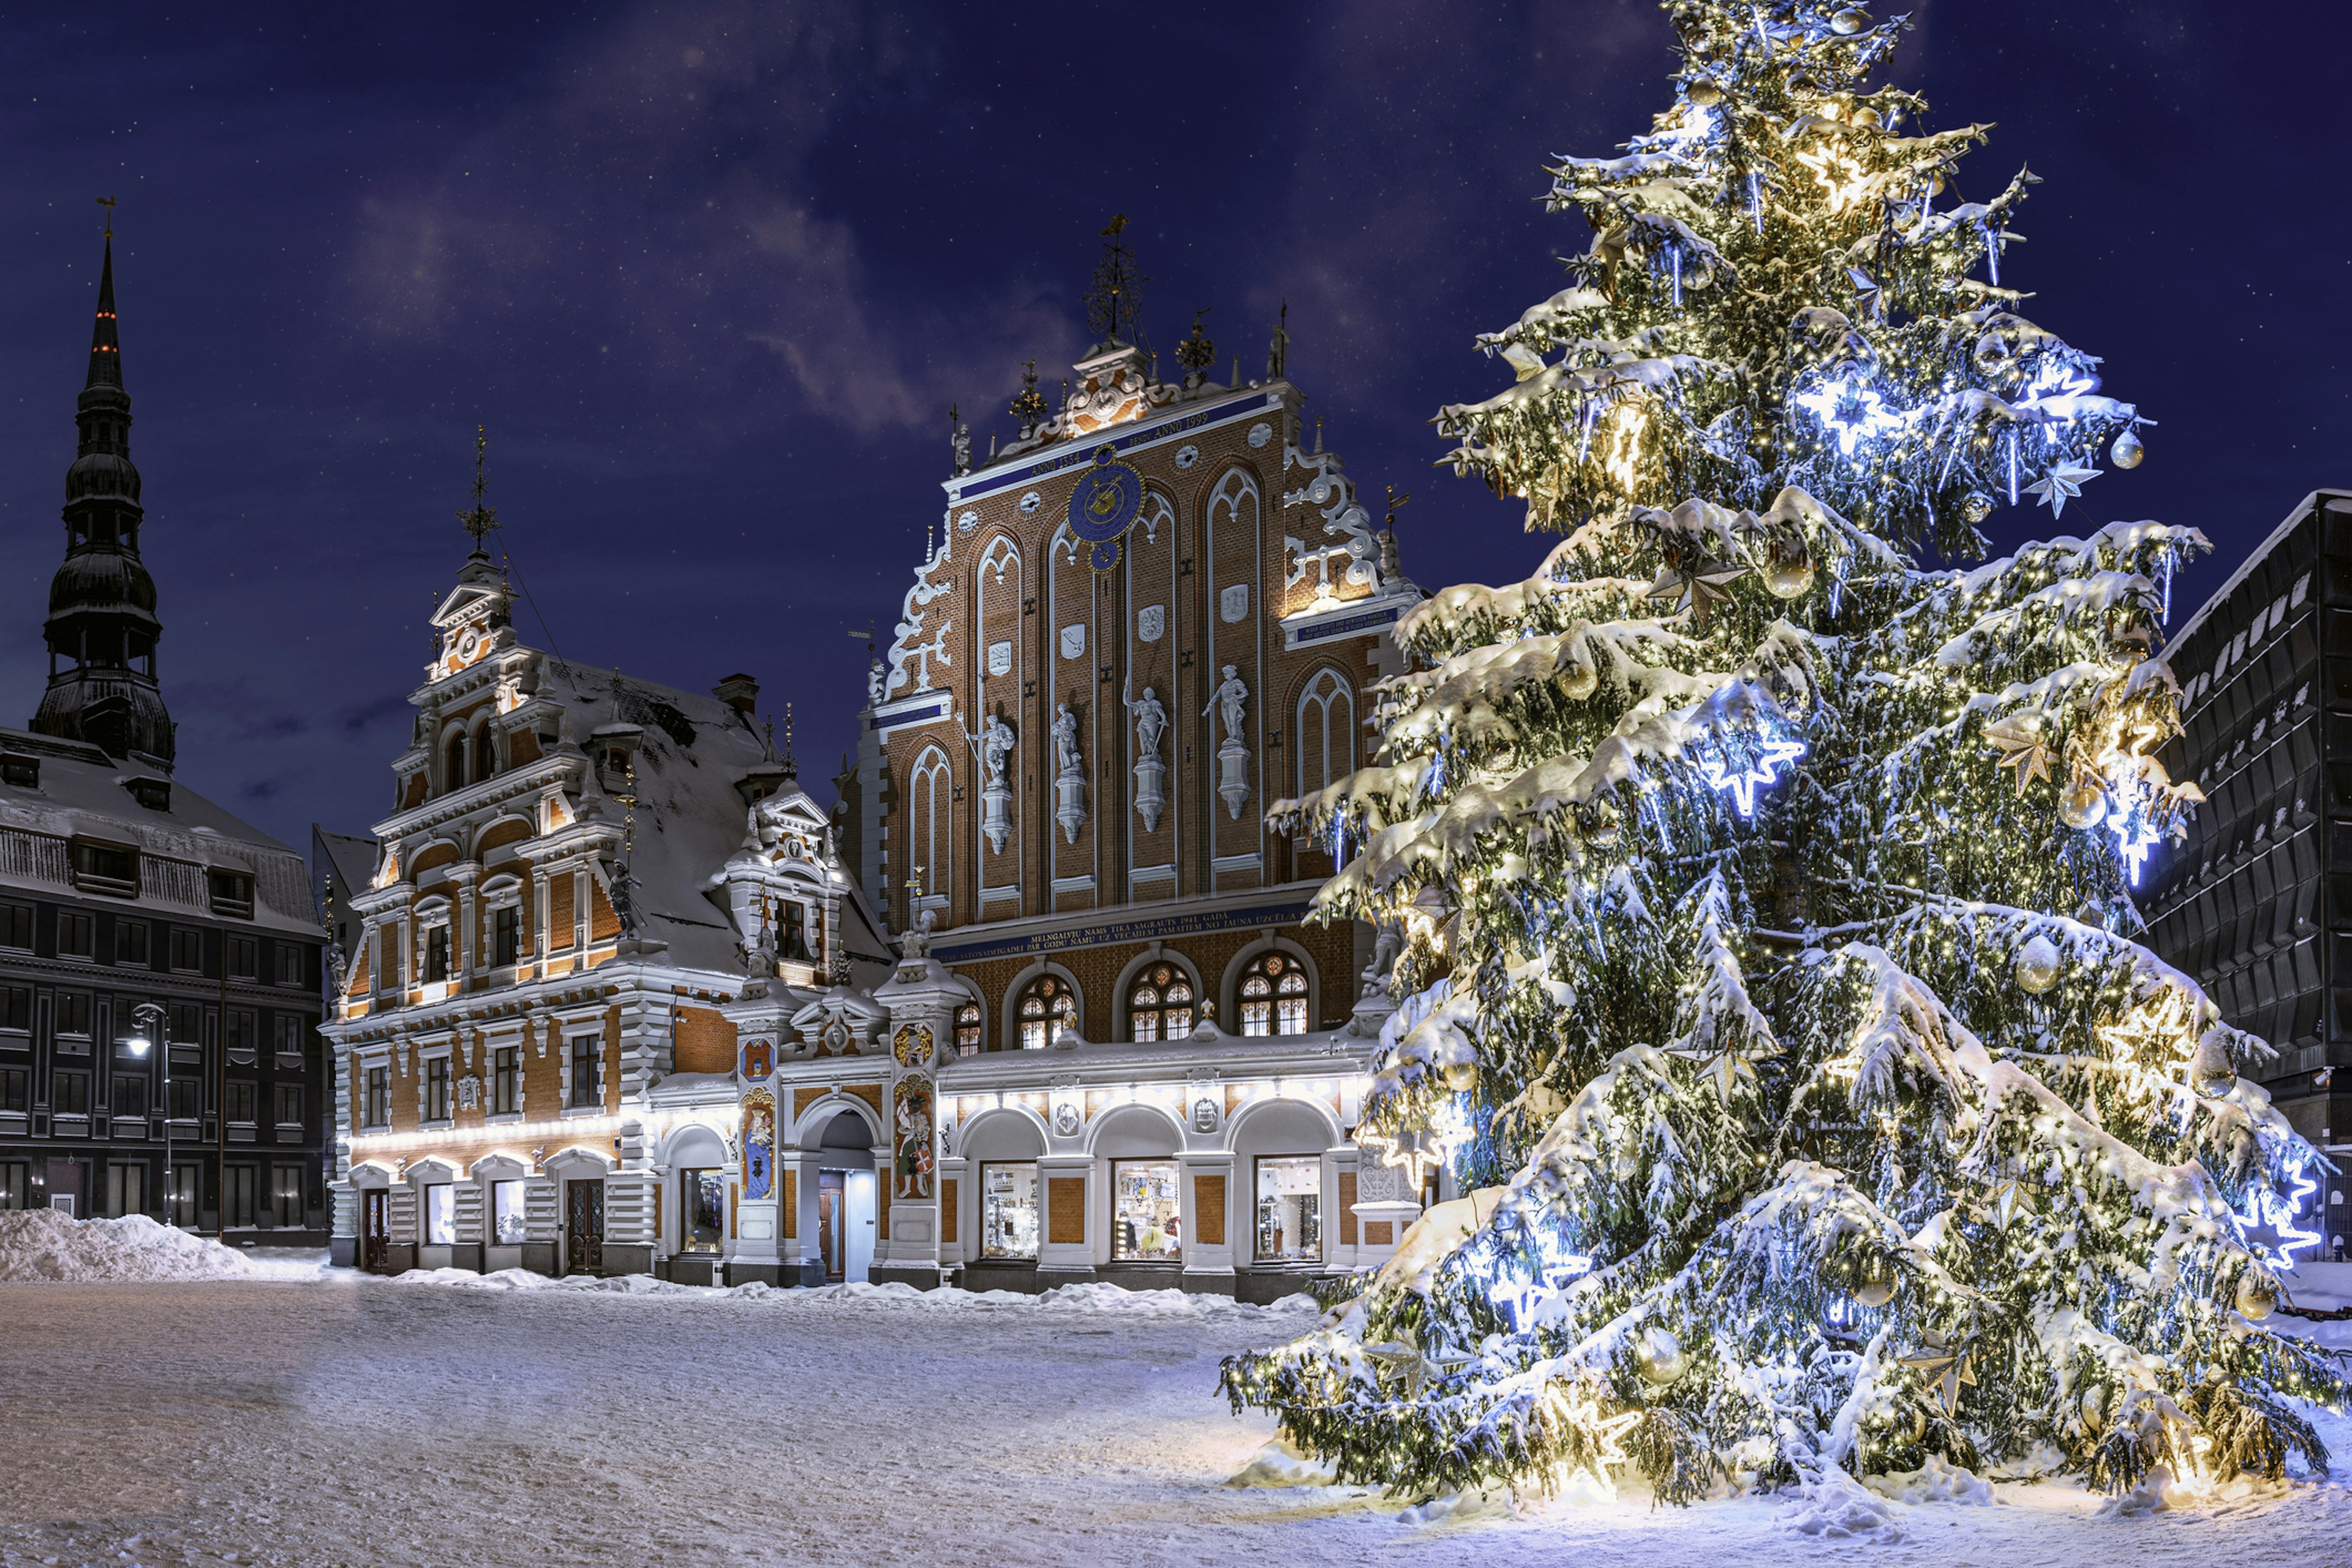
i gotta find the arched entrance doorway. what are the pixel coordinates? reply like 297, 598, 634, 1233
814, 1109, 876, 1283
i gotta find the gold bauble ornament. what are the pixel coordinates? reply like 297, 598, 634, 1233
2111, 428, 2145, 469
2059, 780, 2108, 831
1686, 78, 1723, 108
1959, 491, 1993, 524
1586, 812, 1621, 848
1831, 7, 1869, 34
1850, 1251, 1896, 1308
2014, 934, 2062, 995
1635, 1326, 1689, 1385
1441, 1059, 1479, 1092
2236, 1273, 2277, 1321
1763, 542, 1816, 600
1561, 660, 1599, 701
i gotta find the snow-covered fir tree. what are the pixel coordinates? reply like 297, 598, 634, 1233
1223, 0, 2346, 1504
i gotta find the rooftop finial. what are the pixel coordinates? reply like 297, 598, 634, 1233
1082, 214, 1149, 352
782, 701, 796, 776
96, 195, 115, 239
456, 424, 499, 556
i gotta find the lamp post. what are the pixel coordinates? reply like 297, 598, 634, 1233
124, 1002, 172, 1226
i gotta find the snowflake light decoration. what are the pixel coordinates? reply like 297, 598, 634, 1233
1700, 736, 1806, 816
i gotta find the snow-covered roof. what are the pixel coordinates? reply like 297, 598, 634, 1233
0, 725, 318, 935
536, 658, 778, 976
2166, 489, 2351, 653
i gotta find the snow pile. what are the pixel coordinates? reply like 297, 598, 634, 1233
1226, 1436, 1340, 1488
2281, 1259, 2352, 1314
0, 1210, 317, 1283
2095, 1464, 2179, 1518
1777, 1468, 1906, 1545
1863, 1455, 1997, 1506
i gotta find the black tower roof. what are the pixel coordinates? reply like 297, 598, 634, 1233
28, 230, 175, 772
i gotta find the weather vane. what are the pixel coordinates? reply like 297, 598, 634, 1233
456, 424, 500, 553
96, 195, 116, 238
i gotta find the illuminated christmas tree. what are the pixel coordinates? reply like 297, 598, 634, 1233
1223, 0, 2345, 1504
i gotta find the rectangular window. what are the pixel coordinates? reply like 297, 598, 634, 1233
0, 902, 30, 951
274, 1082, 302, 1127
227, 938, 258, 980
166, 1163, 198, 1227
54, 1071, 90, 1116
106, 1163, 146, 1219
0, 985, 28, 1032
494, 1046, 520, 1115
71, 840, 138, 897
782, 902, 811, 961
225, 1009, 258, 1055
276, 944, 303, 986
223, 1164, 257, 1228
169, 927, 203, 972
0, 1068, 26, 1114
424, 1183, 456, 1245
113, 1075, 148, 1120
363, 1065, 390, 1128
208, 869, 254, 920
493, 907, 520, 967
1111, 1160, 1181, 1262
0, 755, 31, 788
274, 1014, 305, 1058
1254, 1156, 1323, 1264
271, 1164, 304, 1228
424, 925, 450, 982
568, 1036, 599, 1108
680, 1168, 724, 1253
0, 1161, 26, 1209
168, 1001, 201, 1043
55, 991, 91, 1039
56, 911, 93, 959
979, 1163, 1039, 1260
225, 1080, 257, 1125
424, 1057, 450, 1122
492, 1179, 526, 1245
114, 920, 149, 967
167, 1077, 199, 1120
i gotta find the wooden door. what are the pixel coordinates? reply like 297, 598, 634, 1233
818, 1173, 843, 1281
362, 1190, 391, 1273
565, 1180, 605, 1275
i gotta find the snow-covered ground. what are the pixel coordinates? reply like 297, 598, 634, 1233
0, 1218, 2348, 1567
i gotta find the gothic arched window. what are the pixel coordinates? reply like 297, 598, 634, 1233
1125, 962, 1194, 1043
1016, 974, 1077, 1050
1295, 669, 1355, 801
954, 1000, 983, 1058
1238, 951, 1308, 1037
444, 734, 467, 793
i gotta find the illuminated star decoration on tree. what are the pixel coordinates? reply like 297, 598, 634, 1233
2026, 461, 2099, 517
1981, 712, 2056, 796
1700, 735, 1807, 817
1899, 1329, 1980, 1419
1792, 373, 1901, 456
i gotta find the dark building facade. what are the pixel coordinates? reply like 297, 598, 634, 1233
2144, 488, 2352, 1250
0, 233, 328, 1241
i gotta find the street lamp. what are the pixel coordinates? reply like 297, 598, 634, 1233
124, 1002, 173, 1227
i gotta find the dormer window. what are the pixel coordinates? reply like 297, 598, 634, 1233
0, 754, 37, 790
71, 839, 138, 899
207, 868, 255, 920
123, 777, 170, 811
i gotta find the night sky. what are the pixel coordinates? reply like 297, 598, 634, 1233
1, 1, 2344, 853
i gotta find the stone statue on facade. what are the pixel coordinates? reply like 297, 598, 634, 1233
1202, 665, 1253, 821
1123, 677, 1168, 832
962, 707, 1017, 854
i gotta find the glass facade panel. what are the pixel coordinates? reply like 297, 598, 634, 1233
979, 1162, 1038, 1259
424, 1183, 456, 1245
1111, 1160, 1180, 1261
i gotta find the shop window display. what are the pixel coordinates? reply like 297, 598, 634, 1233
980, 1162, 1038, 1259
491, 1179, 526, 1245
1112, 1160, 1181, 1261
1254, 1156, 1322, 1264
680, 1168, 724, 1253
424, 1184, 456, 1246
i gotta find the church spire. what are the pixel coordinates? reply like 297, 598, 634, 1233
29, 211, 175, 771
86, 202, 122, 390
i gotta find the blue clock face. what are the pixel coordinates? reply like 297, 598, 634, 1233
1066, 447, 1145, 570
